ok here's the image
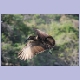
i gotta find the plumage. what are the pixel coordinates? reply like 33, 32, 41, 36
33, 27, 49, 40
18, 40, 47, 60
18, 28, 55, 60
33, 27, 55, 47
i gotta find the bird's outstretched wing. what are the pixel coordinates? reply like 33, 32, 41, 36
33, 27, 49, 40
33, 27, 55, 47
18, 40, 47, 60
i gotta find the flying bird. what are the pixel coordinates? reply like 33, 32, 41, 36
18, 28, 55, 60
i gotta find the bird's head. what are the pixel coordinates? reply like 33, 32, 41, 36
24, 35, 38, 43
27, 35, 36, 40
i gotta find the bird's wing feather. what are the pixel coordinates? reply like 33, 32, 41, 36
18, 46, 33, 60
33, 27, 55, 47
18, 41, 46, 60
33, 27, 48, 40
32, 46, 45, 54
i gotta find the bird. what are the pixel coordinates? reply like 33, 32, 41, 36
18, 28, 55, 60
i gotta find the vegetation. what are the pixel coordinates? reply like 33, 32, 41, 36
1, 14, 79, 66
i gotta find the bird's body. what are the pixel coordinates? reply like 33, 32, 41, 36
18, 27, 55, 60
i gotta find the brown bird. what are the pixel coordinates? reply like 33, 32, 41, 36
18, 28, 55, 60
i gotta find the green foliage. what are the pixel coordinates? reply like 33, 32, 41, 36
35, 18, 45, 25
67, 14, 79, 20
34, 14, 40, 19
1, 14, 79, 66
47, 14, 61, 20
1, 14, 23, 25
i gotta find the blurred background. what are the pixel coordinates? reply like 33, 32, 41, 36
1, 14, 79, 66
